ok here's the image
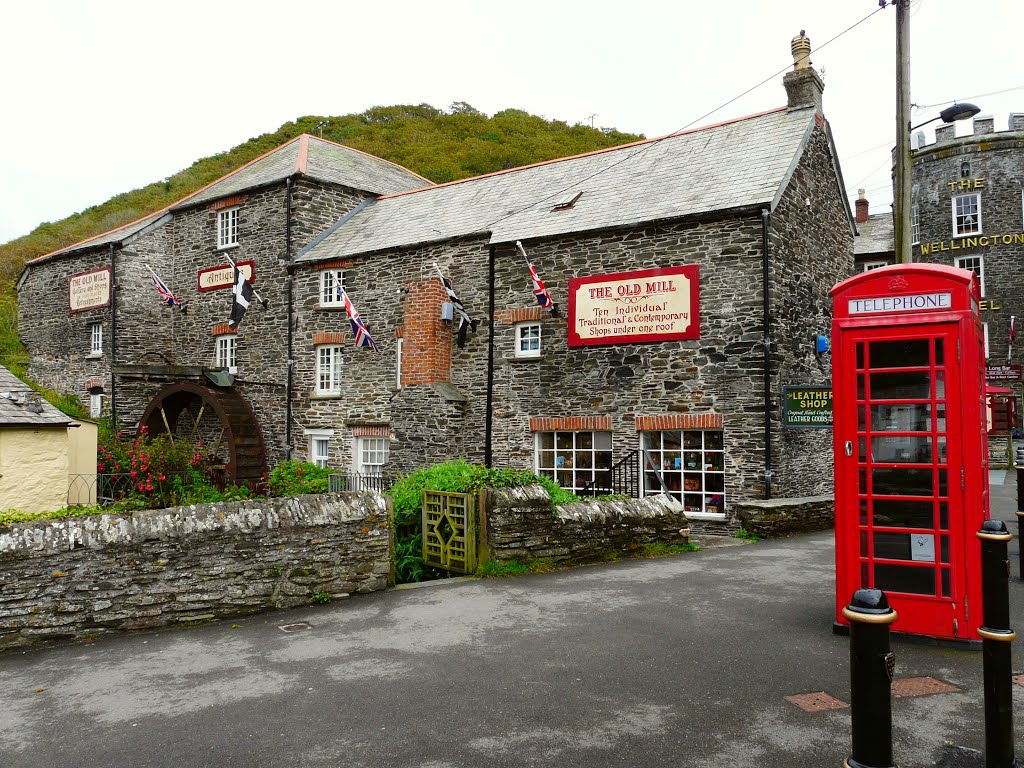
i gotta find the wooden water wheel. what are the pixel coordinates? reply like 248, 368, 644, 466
138, 382, 267, 487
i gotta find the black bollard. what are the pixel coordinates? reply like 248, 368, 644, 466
977, 520, 1017, 768
1016, 466, 1024, 580
843, 588, 898, 768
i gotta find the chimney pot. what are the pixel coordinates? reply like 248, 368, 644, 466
782, 32, 824, 111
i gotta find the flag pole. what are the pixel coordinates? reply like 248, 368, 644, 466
222, 252, 269, 308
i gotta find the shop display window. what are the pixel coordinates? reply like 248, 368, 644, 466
534, 430, 612, 494
641, 429, 725, 514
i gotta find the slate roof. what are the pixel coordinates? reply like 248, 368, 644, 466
854, 212, 895, 257
0, 366, 76, 428
29, 135, 431, 264
297, 106, 823, 263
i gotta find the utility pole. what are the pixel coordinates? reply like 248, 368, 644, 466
894, 0, 913, 263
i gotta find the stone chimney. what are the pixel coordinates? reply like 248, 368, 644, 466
973, 115, 994, 135
783, 30, 824, 112
855, 189, 869, 224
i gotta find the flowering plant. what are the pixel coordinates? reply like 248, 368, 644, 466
97, 425, 209, 507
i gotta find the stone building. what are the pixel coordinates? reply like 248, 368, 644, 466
851, 114, 1024, 439
18, 34, 855, 523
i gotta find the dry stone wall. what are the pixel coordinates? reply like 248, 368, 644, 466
0, 492, 391, 652
485, 485, 690, 565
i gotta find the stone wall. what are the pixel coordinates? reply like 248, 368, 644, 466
733, 495, 833, 538
0, 492, 391, 652
485, 485, 690, 565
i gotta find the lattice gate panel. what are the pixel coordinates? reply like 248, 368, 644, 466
422, 490, 477, 574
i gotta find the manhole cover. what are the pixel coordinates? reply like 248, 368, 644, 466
784, 691, 849, 712
892, 676, 961, 697
279, 622, 312, 633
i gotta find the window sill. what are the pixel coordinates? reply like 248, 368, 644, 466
504, 353, 545, 363
684, 511, 727, 522
311, 392, 342, 400
315, 304, 347, 311
216, 243, 240, 251
86, 353, 103, 360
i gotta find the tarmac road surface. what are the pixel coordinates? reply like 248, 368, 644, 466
1, 474, 1022, 768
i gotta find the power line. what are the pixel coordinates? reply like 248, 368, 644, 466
478, 4, 890, 235
913, 84, 1024, 112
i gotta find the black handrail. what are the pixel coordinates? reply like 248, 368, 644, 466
580, 450, 640, 497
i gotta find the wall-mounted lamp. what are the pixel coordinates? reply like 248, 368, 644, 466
815, 334, 830, 358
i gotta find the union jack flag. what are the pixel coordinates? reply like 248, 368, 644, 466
341, 289, 379, 352
148, 268, 187, 313
517, 241, 558, 317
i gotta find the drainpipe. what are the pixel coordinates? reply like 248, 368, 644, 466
484, 245, 496, 467
761, 209, 773, 500
284, 177, 294, 460
109, 242, 118, 431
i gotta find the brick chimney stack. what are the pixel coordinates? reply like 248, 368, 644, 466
855, 188, 869, 224
401, 277, 451, 386
783, 30, 825, 112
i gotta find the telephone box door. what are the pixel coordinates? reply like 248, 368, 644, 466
834, 323, 968, 638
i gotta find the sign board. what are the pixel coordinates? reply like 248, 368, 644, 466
847, 292, 952, 315
783, 386, 833, 429
197, 260, 255, 292
568, 265, 699, 347
68, 267, 112, 312
986, 364, 1022, 381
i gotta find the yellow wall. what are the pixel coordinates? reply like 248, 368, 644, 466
0, 427, 70, 514
68, 420, 98, 506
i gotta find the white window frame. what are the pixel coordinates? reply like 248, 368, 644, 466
640, 429, 725, 519
319, 269, 345, 307
863, 260, 889, 272
217, 207, 240, 249
88, 322, 103, 357
951, 193, 981, 237
89, 392, 103, 418
305, 428, 334, 469
315, 345, 343, 395
984, 322, 990, 360
955, 254, 985, 296
910, 203, 920, 245
395, 337, 403, 389
355, 436, 390, 479
515, 322, 542, 358
215, 335, 237, 373
533, 430, 613, 494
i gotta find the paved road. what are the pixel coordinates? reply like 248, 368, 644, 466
1, 477, 1022, 768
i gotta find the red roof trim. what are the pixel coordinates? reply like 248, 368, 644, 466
377, 106, 791, 202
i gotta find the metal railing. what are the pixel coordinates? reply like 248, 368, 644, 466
580, 451, 641, 497
68, 473, 137, 506
328, 472, 395, 493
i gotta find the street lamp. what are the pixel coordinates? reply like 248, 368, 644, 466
911, 102, 981, 132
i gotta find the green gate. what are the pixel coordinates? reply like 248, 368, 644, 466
422, 490, 477, 574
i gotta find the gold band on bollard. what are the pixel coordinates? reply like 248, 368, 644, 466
977, 628, 1017, 642
977, 531, 1014, 542
842, 606, 898, 625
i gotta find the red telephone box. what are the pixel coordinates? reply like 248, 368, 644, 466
831, 264, 989, 641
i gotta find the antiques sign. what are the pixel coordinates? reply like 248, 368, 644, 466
568, 265, 699, 347
986, 364, 1022, 381
783, 386, 833, 429
69, 267, 112, 312
198, 260, 255, 292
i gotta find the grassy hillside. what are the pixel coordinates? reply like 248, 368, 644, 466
0, 102, 643, 379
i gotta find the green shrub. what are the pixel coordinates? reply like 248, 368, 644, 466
267, 460, 330, 496
389, 460, 579, 583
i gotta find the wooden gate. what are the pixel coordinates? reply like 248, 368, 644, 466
422, 490, 477, 574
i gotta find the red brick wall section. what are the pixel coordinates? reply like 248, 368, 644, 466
313, 332, 347, 346
210, 195, 248, 211
528, 416, 612, 432
313, 259, 355, 271
402, 278, 450, 385
494, 307, 549, 324
211, 323, 234, 337
634, 414, 723, 432
352, 426, 390, 437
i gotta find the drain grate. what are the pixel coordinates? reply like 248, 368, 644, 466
784, 691, 849, 712
279, 622, 312, 633
892, 676, 961, 697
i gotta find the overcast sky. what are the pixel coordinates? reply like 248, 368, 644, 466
2, 0, 1021, 245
